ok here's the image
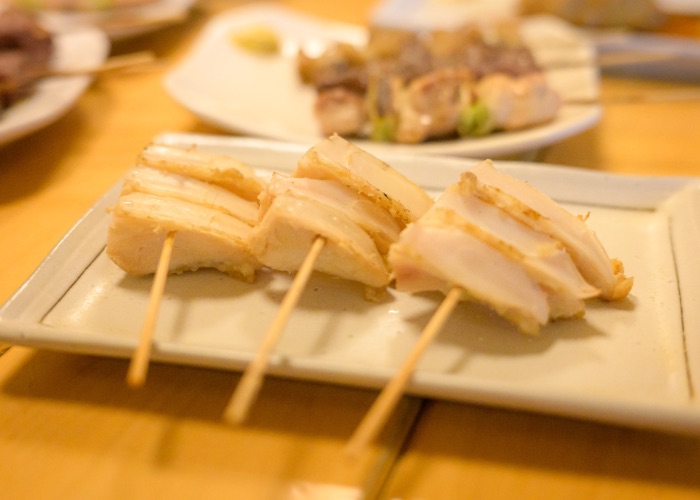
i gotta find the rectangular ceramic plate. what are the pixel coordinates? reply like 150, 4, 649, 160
2, 132, 699, 436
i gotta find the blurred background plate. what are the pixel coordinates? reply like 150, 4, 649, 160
164, 3, 600, 159
32, 0, 195, 40
0, 24, 109, 147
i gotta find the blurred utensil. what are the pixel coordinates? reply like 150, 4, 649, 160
592, 31, 700, 81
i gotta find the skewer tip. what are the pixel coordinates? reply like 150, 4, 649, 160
222, 369, 265, 425
126, 372, 146, 389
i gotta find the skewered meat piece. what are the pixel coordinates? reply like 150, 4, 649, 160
260, 173, 402, 255
107, 193, 260, 281
447, 38, 541, 79
391, 67, 474, 143
122, 165, 259, 226
249, 173, 391, 288
106, 145, 265, 281
436, 172, 599, 319
471, 160, 633, 301
389, 160, 632, 334
298, 42, 367, 91
0, 6, 53, 110
390, 208, 551, 335
138, 144, 265, 202
250, 135, 434, 289
473, 72, 560, 132
314, 86, 368, 137
295, 134, 434, 225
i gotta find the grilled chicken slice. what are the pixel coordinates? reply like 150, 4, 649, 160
438, 172, 600, 319
390, 161, 632, 333
263, 173, 402, 257
471, 160, 633, 300
107, 192, 260, 281
107, 144, 266, 280
122, 165, 259, 226
315, 87, 368, 137
138, 144, 265, 202
389, 208, 550, 335
295, 134, 434, 224
250, 175, 390, 288
475, 72, 560, 131
393, 67, 474, 144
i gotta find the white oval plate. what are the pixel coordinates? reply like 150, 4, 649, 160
163, 4, 602, 158
0, 23, 109, 147
34, 0, 195, 40
656, 0, 700, 15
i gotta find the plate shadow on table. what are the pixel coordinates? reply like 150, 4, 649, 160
0, 106, 91, 203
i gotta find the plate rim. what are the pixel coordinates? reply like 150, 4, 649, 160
35, 0, 196, 40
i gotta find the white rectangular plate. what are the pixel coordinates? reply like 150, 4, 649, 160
163, 3, 601, 159
2, 132, 700, 436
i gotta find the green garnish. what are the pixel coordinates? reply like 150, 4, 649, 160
370, 116, 397, 142
457, 100, 494, 137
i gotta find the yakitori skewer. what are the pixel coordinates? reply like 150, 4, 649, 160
106, 144, 265, 386
345, 159, 633, 456
223, 135, 434, 423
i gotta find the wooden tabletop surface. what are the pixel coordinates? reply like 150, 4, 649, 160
1, 1, 700, 499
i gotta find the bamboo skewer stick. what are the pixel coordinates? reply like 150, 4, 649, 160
0, 50, 158, 94
97, 11, 189, 34
345, 286, 463, 458
126, 230, 176, 388
48, 50, 157, 78
223, 236, 327, 424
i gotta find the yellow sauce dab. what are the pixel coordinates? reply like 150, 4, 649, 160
231, 25, 280, 54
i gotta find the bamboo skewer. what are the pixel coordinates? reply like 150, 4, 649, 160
47, 50, 157, 78
126, 230, 176, 388
345, 286, 463, 458
0, 51, 157, 94
223, 236, 327, 424
97, 11, 190, 34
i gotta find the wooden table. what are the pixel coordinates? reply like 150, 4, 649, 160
1, 1, 699, 498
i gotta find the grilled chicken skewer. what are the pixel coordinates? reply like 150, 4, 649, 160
303, 21, 561, 143
249, 173, 391, 288
346, 159, 632, 455
470, 160, 632, 301
224, 134, 434, 423
106, 144, 265, 386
